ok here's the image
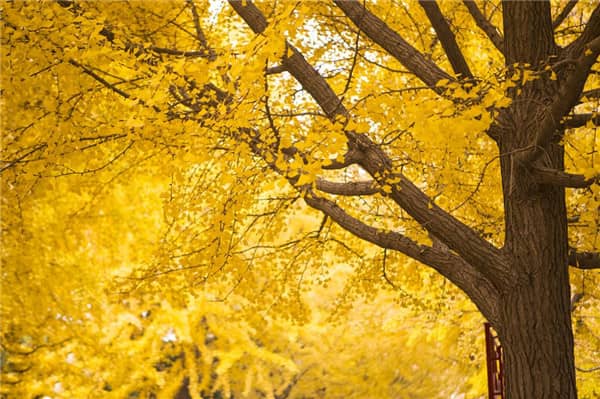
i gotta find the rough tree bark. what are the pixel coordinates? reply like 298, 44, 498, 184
497, 2, 575, 396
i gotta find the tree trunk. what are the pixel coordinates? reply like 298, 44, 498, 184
496, 132, 577, 397
499, 281, 576, 398
495, 2, 578, 393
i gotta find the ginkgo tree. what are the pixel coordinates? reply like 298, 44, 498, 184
1, 0, 600, 398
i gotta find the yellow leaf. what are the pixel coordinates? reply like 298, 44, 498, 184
296, 173, 314, 187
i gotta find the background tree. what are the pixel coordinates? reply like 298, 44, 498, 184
2, 1, 600, 398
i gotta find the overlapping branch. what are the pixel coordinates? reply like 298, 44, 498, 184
68, 60, 131, 99
0, 143, 47, 173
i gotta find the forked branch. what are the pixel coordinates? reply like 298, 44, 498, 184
186, 0, 211, 51
564, 4, 600, 57
69, 59, 131, 99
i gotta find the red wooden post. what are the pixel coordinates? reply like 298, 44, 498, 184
484, 322, 504, 399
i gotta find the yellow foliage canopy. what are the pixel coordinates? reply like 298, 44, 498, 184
1, 1, 599, 398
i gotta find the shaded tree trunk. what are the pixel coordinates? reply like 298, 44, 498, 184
492, 2, 578, 397
494, 132, 577, 398
498, 275, 576, 397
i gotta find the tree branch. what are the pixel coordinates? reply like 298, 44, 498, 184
265, 64, 286, 75
563, 113, 600, 128
315, 179, 379, 196
462, 1, 504, 54
517, 35, 600, 165
229, 1, 347, 120
304, 191, 499, 321
69, 59, 166, 115
227, 0, 267, 34
563, 4, 600, 57
149, 46, 212, 58
321, 149, 363, 170
235, 126, 501, 318
229, 0, 514, 288
0, 143, 47, 173
419, 0, 473, 79
570, 291, 583, 312
281, 44, 348, 119
576, 365, 600, 373
553, 0, 578, 29
568, 249, 600, 269
68, 59, 131, 99
333, 0, 453, 92
581, 88, 600, 100
185, 0, 210, 51
531, 166, 598, 188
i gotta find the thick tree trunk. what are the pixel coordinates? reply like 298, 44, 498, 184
499, 279, 576, 398
496, 2, 578, 395
497, 134, 576, 397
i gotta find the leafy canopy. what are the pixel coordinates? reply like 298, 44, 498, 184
1, 1, 599, 398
